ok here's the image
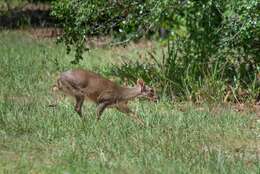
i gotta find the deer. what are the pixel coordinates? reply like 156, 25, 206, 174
49, 69, 158, 125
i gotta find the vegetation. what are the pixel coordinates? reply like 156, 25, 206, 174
0, 0, 259, 173
51, 0, 260, 102
0, 31, 259, 174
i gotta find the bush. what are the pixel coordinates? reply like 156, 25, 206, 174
52, 0, 260, 102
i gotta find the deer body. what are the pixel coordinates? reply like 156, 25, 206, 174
51, 69, 156, 125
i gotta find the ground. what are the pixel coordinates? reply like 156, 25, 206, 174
0, 31, 259, 174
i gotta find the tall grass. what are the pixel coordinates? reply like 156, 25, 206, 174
0, 31, 259, 173
107, 39, 259, 103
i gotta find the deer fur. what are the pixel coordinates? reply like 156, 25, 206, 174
49, 69, 157, 125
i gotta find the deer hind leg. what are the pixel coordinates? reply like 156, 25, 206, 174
96, 101, 111, 121
75, 95, 84, 117
116, 103, 144, 126
48, 84, 64, 107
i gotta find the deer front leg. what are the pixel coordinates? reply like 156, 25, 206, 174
75, 96, 84, 117
116, 103, 144, 126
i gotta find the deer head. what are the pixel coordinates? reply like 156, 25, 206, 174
136, 79, 158, 102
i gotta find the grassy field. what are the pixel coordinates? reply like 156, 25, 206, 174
0, 31, 259, 174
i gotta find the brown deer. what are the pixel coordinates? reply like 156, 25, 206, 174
49, 69, 157, 125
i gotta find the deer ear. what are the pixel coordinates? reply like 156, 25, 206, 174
137, 79, 144, 87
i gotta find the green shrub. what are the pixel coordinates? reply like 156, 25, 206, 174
52, 0, 260, 102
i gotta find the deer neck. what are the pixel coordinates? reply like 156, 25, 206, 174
118, 86, 142, 101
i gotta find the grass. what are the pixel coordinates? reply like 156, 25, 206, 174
0, 31, 259, 174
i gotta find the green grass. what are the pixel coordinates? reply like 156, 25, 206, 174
0, 31, 259, 174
